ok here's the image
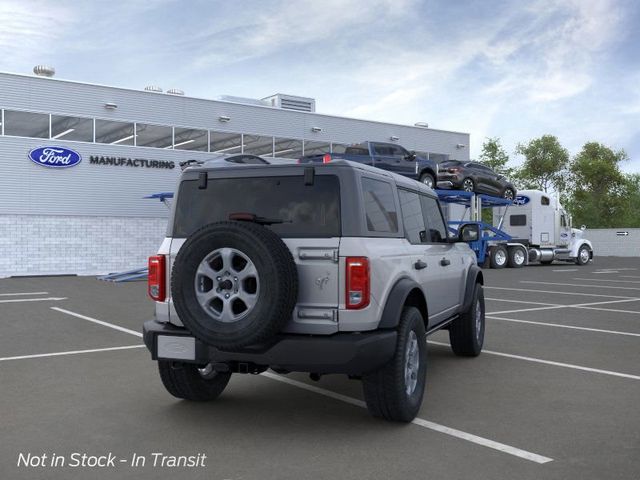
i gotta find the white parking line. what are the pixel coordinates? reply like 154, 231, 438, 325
621, 275, 640, 279
428, 341, 640, 381
487, 298, 640, 316
486, 286, 638, 299
487, 315, 640, 338
262, 372, 553, 464
0, 297, 67, 304
0, 292, 49, 296
0, 345, 145, 362
573, 278, 640, 284
51, 307, 143, 338
521, 281, 640, 291
486, 298, 558, 306
552, 269, 578, 272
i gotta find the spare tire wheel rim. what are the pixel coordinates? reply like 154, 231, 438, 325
194, 247, 260, 323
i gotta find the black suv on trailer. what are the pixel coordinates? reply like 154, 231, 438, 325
437, 161, 516, 199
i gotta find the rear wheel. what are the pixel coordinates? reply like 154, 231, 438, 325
502, 187, 515, 200
507, 246, 526, 268
362, 306, 427, 422
419, 172, 435, 189
158, 361, 231, 401
489, 245, 508, 269
449, 283, 484, 356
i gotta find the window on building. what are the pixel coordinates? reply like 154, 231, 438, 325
399, 189, 427, 244
243, 134, 274, 156
210, 131, 243, 154
303, 140, 331, 156
420, 195, 448, 243
362, 177, 398, 233
95, 119, 135, 145
331, 143, 348, 154
429, 153, 450, 164
273, 137, 303, 159
136, 123, 173, 148
50, 115, 93, 142
173, 127, 208, 151
4, 110, 49, 138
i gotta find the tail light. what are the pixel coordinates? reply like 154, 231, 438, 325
148, 255, 166, 301
346, 257, 370, 309
322, 153, 332, 163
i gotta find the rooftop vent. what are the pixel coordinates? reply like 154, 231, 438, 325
167, 88, 184, 96
144, 85, 163, 93
262, 94, 316, 113
33, 65, 55, 77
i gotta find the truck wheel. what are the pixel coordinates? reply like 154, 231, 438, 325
449, 283, 484, 356
462, 178, 475, 192
419, 172, 435, 189
158, 361, 231, 401
171, 221, 298, 350
576, 245, 591, 265
507, 246, 526, 268
362, 306, 427, 422
489, 245, 508, 269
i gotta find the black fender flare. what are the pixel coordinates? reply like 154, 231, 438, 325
419, 167, 437, 181
378, 278, 427, 329
460, 265, 483, 314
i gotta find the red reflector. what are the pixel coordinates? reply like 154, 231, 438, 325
148, 255, 166, 301
322, 153, 332, 163
346, 257, 370, 310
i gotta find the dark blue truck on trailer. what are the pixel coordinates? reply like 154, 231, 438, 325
298, 141, 439, 188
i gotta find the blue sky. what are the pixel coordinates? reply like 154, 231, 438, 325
2, 0, 639, 171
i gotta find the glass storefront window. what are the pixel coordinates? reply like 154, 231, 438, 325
243, 134, 274, 156
210, 131, 243, 154
4, 110, 49, 138
51, 115, 93, 142
273, 137, 303, 159
135, 123, 173, 149
95, 119, 135, 145
173, 127, 208, 151
303, 140, 331, 157
331, 143, 348, 154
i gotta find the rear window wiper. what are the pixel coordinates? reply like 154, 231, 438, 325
229, 212, 290, 226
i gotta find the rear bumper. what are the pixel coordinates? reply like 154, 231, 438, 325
143, 319, 397, 375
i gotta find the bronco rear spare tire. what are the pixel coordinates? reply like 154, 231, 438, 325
172, 221, 298, 350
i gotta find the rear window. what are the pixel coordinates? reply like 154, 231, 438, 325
173, 175, 340, 238
345, 146, 369, 156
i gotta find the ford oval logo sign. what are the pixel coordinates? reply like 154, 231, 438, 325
28, 146, 82, 168
514, 195, 530, 206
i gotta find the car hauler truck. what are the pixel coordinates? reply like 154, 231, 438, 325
439, 189, 593, 268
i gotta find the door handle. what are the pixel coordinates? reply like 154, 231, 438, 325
414, 260, 427, 270
440, 258, 451, 266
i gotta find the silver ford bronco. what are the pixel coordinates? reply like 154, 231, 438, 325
143, 160, 484, 422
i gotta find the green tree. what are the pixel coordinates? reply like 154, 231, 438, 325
515, 135, 569, 193
478, 137, 513, 177
566, 142, 631, 228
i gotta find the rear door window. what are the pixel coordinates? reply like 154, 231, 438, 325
173, 175, 340, 238
362, 178, 398, 233
420, 196, 448, 243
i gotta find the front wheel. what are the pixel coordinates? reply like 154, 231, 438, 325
449, 283, 485, 356
158, 361, 231, 401
576, 245, 591, 265
362, 306, 427, 422
419, 172, 435, 189
502, 187, 515, 200
462, 178, 475, 192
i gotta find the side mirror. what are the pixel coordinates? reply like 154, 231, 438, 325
405, 151, 417, 161
458, 223, 480, 242
581, 225, 586, 231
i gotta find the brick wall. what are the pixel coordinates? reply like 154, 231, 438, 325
0, 215, 167, 277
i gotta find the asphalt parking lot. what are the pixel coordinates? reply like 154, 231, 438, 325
1, 257, 639, 480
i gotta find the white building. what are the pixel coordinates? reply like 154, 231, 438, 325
0, 69, 470, 277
